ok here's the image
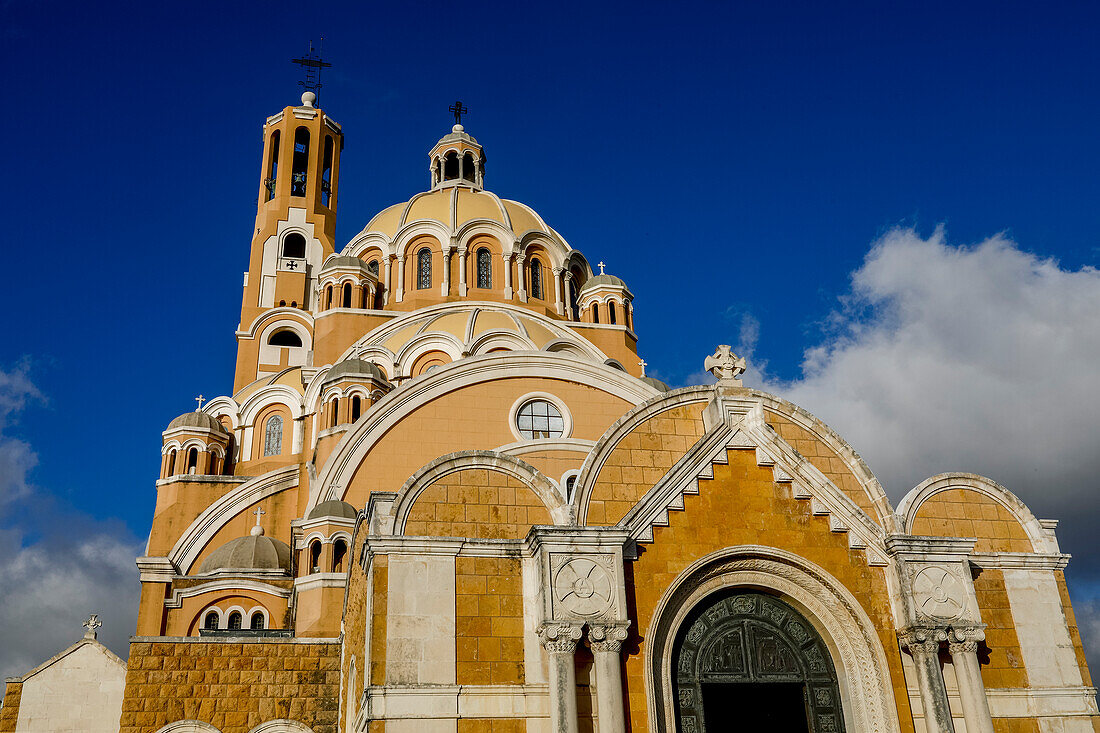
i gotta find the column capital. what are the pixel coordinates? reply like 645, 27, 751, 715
552, 266, 565, 275
898, 625, 947, 654
947, 625, 986, 653
588, 622, 630, 653
538, 622, 583, 654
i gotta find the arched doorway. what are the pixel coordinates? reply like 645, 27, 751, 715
673, 591, 845, 732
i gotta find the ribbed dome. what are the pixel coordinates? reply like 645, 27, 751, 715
580, 273, 628, 292
320, 255, 375, 274
360, 188, 557, 242
323, 358, 388, 384
307, 499, 358, 520
167, 411, 228, 433
641, 376, 672, 392
199, 534, 291, 573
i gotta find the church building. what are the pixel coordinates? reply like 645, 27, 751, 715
3, 87, 1098, 733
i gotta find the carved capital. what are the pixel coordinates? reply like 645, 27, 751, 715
588, 622, 630, 653
946, 624, 985, 654
538, 622, 583, 655
898, 625, 947, 655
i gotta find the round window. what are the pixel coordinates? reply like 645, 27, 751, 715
516, 399, 565, 440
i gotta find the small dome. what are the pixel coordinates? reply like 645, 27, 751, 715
580, 273, 628, 292
307, 499, 358, 521
323, 358, 388, 385
199, 534, 291, 573
321, 255, 375, 274
167, 411, 228, 433
641, 376, 672, 392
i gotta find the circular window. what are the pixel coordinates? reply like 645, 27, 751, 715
516, 399, 565, 440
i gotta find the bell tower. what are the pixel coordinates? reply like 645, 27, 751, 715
234, 88, 345, 392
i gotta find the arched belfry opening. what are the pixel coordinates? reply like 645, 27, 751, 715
672, 591, 845, 732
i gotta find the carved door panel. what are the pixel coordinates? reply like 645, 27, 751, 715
673, 592, 845, 733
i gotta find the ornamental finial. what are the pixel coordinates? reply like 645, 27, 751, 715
82, 613, 101, 640
195, 395, 206, 411
251, 507, 266, 536
704, 345, 747, 383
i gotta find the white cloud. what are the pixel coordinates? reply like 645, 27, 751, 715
0, 364, 140, 678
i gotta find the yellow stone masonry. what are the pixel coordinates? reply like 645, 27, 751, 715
587, 403, 706, 525
0, 681, 22, 733
455, 557, 525, 685
911, 488, 1033, 553
406, 469, 551, 539
972, 568, 1029, 689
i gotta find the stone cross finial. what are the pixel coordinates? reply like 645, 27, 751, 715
638, 359, 647, 377
251, 507, 266, 536
597, 261, 606, 275
704, 345, 747, 382
82, 613, 101, 639
195, 395, 206, 410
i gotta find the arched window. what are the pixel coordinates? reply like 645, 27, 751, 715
330, 398, 340, 427
568, 276, 580, 320
250, 611, 266, 630
309, 540, 322, 573
565, 475, 577, 501
351, 395, 362, 422
443, 151, 459, 180
186, 447, 198, 474
166, 449, 177, 477
325, 284, 333, 309
608, 301, 617, 325
268, 330, 302, 347
321, 135, 334, 207
476, 248, 492, 288
592, 304, 600, 323
332, 539, 348, 573
227, 611, 243, 630
282, 233, 306, 259
462, 152, 476, 181
291, 127, 310, 197
342, 282, 352, 308
265, 130, 279, 201
263, 415, 283, 457
203, 610, 219, 630
367, 259, 379, 276
417, 248, 432, 289
529, 258, 543, 300
624, 300, 633, 328
208, 451, 220, 475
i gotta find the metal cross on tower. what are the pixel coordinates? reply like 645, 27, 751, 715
449, 101, 468, 125
292, 39, 332, 97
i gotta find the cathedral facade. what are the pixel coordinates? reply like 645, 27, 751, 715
4, 90, 1097, 733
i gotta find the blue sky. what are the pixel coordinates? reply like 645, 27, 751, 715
2, 0, 1099, 673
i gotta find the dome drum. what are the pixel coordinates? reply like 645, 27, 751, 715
576, 272, 634, 329
162, 411, 233, 479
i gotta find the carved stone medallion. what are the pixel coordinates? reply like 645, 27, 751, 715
552, 555, 615, 618
911, 566, 967, 622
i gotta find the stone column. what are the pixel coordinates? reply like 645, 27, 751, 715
900, 628, 955, 733
503, 253, 514, 299
395, 254, 405, 302
458, 248, 468, 296
553, 267, 565, 315
539, 623, 582, 733
948, 628, 994, 733
383, 257, 393, 305
589, 624, 629, 733
516, 254, 528, 301
441, 249, 451, 296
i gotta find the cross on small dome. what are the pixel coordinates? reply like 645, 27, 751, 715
598, 262, 606, 275
251, 507, 266, 536
195, 395, 206, 411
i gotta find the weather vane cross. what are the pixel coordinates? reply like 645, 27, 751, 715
195, 395, 205, 410
449, 101, 468, 125
291, 38, 332, 97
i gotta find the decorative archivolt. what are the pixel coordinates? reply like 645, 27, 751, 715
238, 307, 315, 341
246, 720, 315, 733
310, 352, 661, 510
645, 546, 902, 733
153, 722, 222, 733
239, 385, 304, 426
162, 438, 226, 457
897, 472, 1051, 554
391, 450, 572, 531
467, 329, 536, 355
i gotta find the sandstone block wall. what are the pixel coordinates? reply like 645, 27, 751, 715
119, 639, 340, 733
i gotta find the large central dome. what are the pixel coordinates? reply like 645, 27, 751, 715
358, 187, 561, 243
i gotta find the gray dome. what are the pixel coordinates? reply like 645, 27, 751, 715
641, 376, 672, 392
323, 358, 388, 385
580, 273, 628, 292
321, 255, 375, 274
199, 534, 291, 573
167, 411, 228, 433
307, 499, 358, 521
